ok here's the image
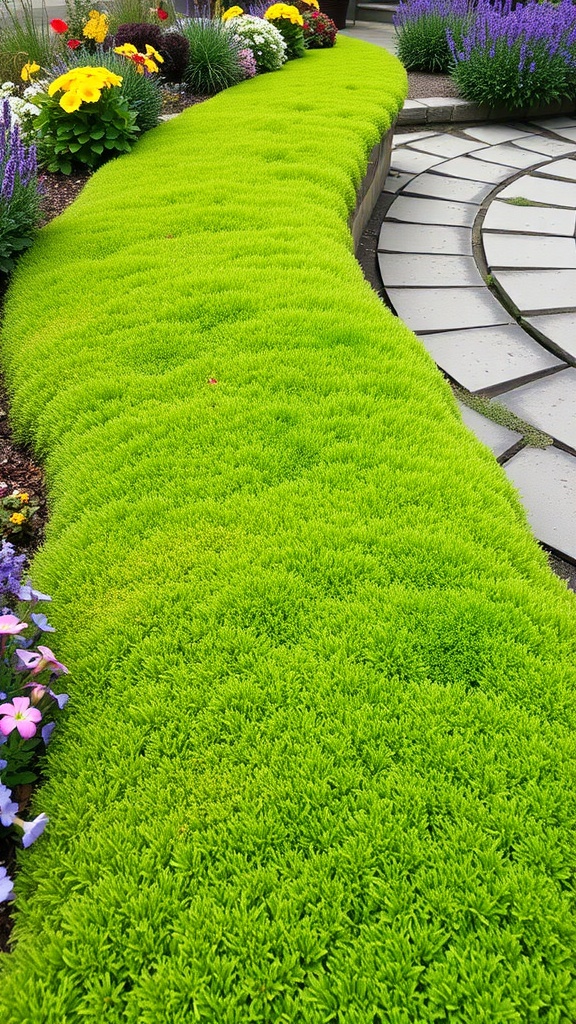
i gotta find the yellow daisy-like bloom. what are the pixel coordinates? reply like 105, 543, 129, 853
114, 43, 138, 56
264, 3, 303, 24
18, 493, 29, 504
49, 66, 122, 99
20, 61, 41, 82
145, 43, 164, 62
59, 91, 83, 112
9, 513, 26, 526
77, 82, 102, 102
222, 5, 244, 19
305, 0, 320, 7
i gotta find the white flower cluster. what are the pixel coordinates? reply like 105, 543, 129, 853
231, 15, 287, 72
0, 81, 44, 143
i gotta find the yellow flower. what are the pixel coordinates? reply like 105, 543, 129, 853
143, 57, 158, 73
77, 82, 101, 102
18, 493, 29, 504
145, 43, 164, 62
83, 10, 109, 43
20, 61, 41, 82
222, 5, 243, 19
264, 3, 303, 23
305, 0, 320, 7
9, 513, 25, 526
114, 43, 138, 55
60, 91, 83, 112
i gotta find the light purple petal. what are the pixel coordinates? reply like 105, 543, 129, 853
41, 721, 56, 745
31, 613, 55, 633
21, 812, 49, 848
0, 867, 14, 902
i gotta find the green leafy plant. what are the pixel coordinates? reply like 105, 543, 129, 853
106, 0, 175, 33
0, 489, 39, 540
182, 17, 244, 94
35, 66, 138, 174
66, 45, 163, 133
264, 3, 306, 58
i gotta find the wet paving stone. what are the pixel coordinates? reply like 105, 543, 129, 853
387, 287, 512, 334
498, 367, 576, 449
498, 175, 576, 207
482, 201, 576, 236
484, 233, 576, 270
378, 253, 483, 287
457, 401, 522, 457
418, 323, 564, 391
378, 222, 472, 255
386, 195, 478, 227
504, 445, 576, 560
403, 173, 493, 203
523, 312, 576, 362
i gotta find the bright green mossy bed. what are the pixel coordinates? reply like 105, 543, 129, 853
1, 35, 576, 1022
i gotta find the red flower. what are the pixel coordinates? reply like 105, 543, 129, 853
132, 53, 146, 64
156, 5, 169, 18
50, 17, 69, 32
67, 38, 82, 48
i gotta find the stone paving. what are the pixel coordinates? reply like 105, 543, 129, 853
378, 118, 576, 563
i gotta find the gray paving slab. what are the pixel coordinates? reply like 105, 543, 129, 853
484, 233, 576, 270
532, 158, 576, 182
404, 173, 492, 203
523, 312, 576, 362
384, 171, 415, 194
462, 125, 533, 144
498, 367, 576, 449
529, 118, 576, 131
417, 323, 564, 391
378, 253, 484, 287
407, 135, 486, 159
504, 445, 576, 559
377, 222, 472, 255
386, 194, 478, 227
512, 136, 576, 157
393, 131, 439, 146
536, 126, 576, 144
457, 400, 522, 456
471, 143, 542, 169
391, 149, 445, 174
498, 175, 576, 207
433, 155, 515, 184
387, 287, 512, 334
494, 270, 576, 313
482, 200, 576, 236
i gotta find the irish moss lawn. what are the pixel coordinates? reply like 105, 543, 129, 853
0, 35, 575, 1023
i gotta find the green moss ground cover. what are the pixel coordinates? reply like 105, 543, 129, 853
0, 35, 575, 1022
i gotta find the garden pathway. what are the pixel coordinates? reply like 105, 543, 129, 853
379, 118, 576, 564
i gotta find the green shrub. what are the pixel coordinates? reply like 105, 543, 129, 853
105, 0, 175, 34
182, 17, 244, 94
68, 46, 164, 133
34, 66, 138, 173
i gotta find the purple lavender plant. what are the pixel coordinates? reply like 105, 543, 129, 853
0, 97, 40, 275
448, 0, 576, 109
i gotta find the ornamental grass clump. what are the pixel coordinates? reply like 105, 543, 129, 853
0, 541, 68, 903
228, 12, 287, 70
34, 64, 138, 174
264, 3, 306, 58
394, 0, 471, 72
449, 0, 576, 109
0, 97, 40, 274
182, 17, 245, 94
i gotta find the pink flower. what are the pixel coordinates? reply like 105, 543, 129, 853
0, 696, 42, 739
0, 614, 28, 635
15, 645, 68, 676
